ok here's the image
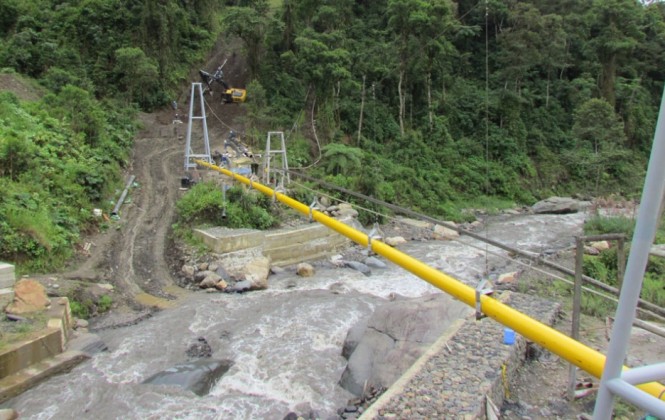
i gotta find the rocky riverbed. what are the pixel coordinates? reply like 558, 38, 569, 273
6, 206, 613, 419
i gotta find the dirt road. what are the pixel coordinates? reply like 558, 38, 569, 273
63, 111, 185, 307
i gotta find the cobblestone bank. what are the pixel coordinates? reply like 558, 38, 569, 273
361, 292, 561, 419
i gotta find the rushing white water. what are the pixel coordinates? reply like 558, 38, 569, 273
4, 212, 586, 419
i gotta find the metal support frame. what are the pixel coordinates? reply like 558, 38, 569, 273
262, 131, 290, 187
475, 278, 493, 320
367, 222, 383, 253
593, 87, 665, 419
184, 82, 213, 170
569, 234, 627, 400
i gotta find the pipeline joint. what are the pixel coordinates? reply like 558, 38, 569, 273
475, 278, 494, 320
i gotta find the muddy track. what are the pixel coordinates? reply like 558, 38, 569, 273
61, 38, 248, 307
65, 119, 183, 302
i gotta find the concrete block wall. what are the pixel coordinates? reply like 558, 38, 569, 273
0, 298, 73, 379
196, 219, 355, 266
0, 263, 15, 310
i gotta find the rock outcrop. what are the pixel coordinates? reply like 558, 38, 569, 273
6, 279, 51, 314
531, 196, 591, 214
142, 359, 233, 396
339, 294, 470, 396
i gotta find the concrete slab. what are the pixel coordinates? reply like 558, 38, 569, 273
650, 244, 665, 258
194, 227, 264, 254
0, 351, 89, 404
0, 275, 16, 289
0, 289, 14, 310
0, 263, 14, 274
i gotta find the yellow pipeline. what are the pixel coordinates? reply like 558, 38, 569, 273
195, 160, 665, 399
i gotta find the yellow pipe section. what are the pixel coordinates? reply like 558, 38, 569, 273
195, 160, 665, 399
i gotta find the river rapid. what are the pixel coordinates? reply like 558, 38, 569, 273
5, 212, 587, 419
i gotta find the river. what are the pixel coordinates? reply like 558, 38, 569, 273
4, 212, 587, 419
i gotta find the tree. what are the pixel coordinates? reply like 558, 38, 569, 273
224, 6, 271, 79
588, 0, 644, 106
113, 47, 160, 108
571, 98, 629, 193
322, 143, 363, 176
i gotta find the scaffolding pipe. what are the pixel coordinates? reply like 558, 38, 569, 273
111, 175, 136, 217
593, 87, 665, 419
196, 159, 665, 400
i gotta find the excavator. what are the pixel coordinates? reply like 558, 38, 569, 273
199, 59, 247, 104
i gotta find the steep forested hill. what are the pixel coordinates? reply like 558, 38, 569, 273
0, 0, 227, 268
239, 0, 665, 215
1, 0, 664, 269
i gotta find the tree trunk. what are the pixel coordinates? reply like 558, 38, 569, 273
601, 54, 617, 107
546, 70, 550, 108
398, 69, 405, 136
358, 75, 366, 146
427, 72, 433, 131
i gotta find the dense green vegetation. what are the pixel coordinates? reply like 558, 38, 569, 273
2, 0, 665, 271
231, 0, 664, 218
174, 181, 277, 231
580, 213, 665, 316
0, 0, 230, 270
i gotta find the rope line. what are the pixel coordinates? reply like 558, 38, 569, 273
287, 173, 665, 322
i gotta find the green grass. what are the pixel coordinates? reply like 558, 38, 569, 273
0, 312, 48, 350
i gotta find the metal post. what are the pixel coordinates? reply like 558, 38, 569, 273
184, 83, 212, 171
617, 238, 626, 291
593, 87, 665, 419
568, 236, 585, 401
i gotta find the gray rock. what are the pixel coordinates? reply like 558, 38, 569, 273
227, 280, 252, 293
142, 359, 233, 396
181, 265, 196, 279
215, 265, 230, 280
242, 256, 271, 290
385, 236, 407, 247
199, 273, 222, 289
270, 265, 285, 274
343, 261, 372, 277
365, 256, 387, 269
339, 294, 470, 396
186, 336, 212, 359
532, 196, 590, 214
342, 319, 369, 360
195, 270, 218, 282
297, 263, 315, 277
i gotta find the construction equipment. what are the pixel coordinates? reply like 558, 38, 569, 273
199, 59, 247, 104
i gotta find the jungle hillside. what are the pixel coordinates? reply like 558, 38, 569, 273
1, 0, 665, 271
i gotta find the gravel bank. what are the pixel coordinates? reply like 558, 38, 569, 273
361, 292, 561, 419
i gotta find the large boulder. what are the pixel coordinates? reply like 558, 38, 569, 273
6, 279, 51, 314
364, 256, 387, 269
199, 273, 222, 289
432, 224, 460, 240
243, 257, 271, 290
142, 359, 233, 396
384, 236, 407, 247
339, 294, 470, 396
532, 196, 590, 214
